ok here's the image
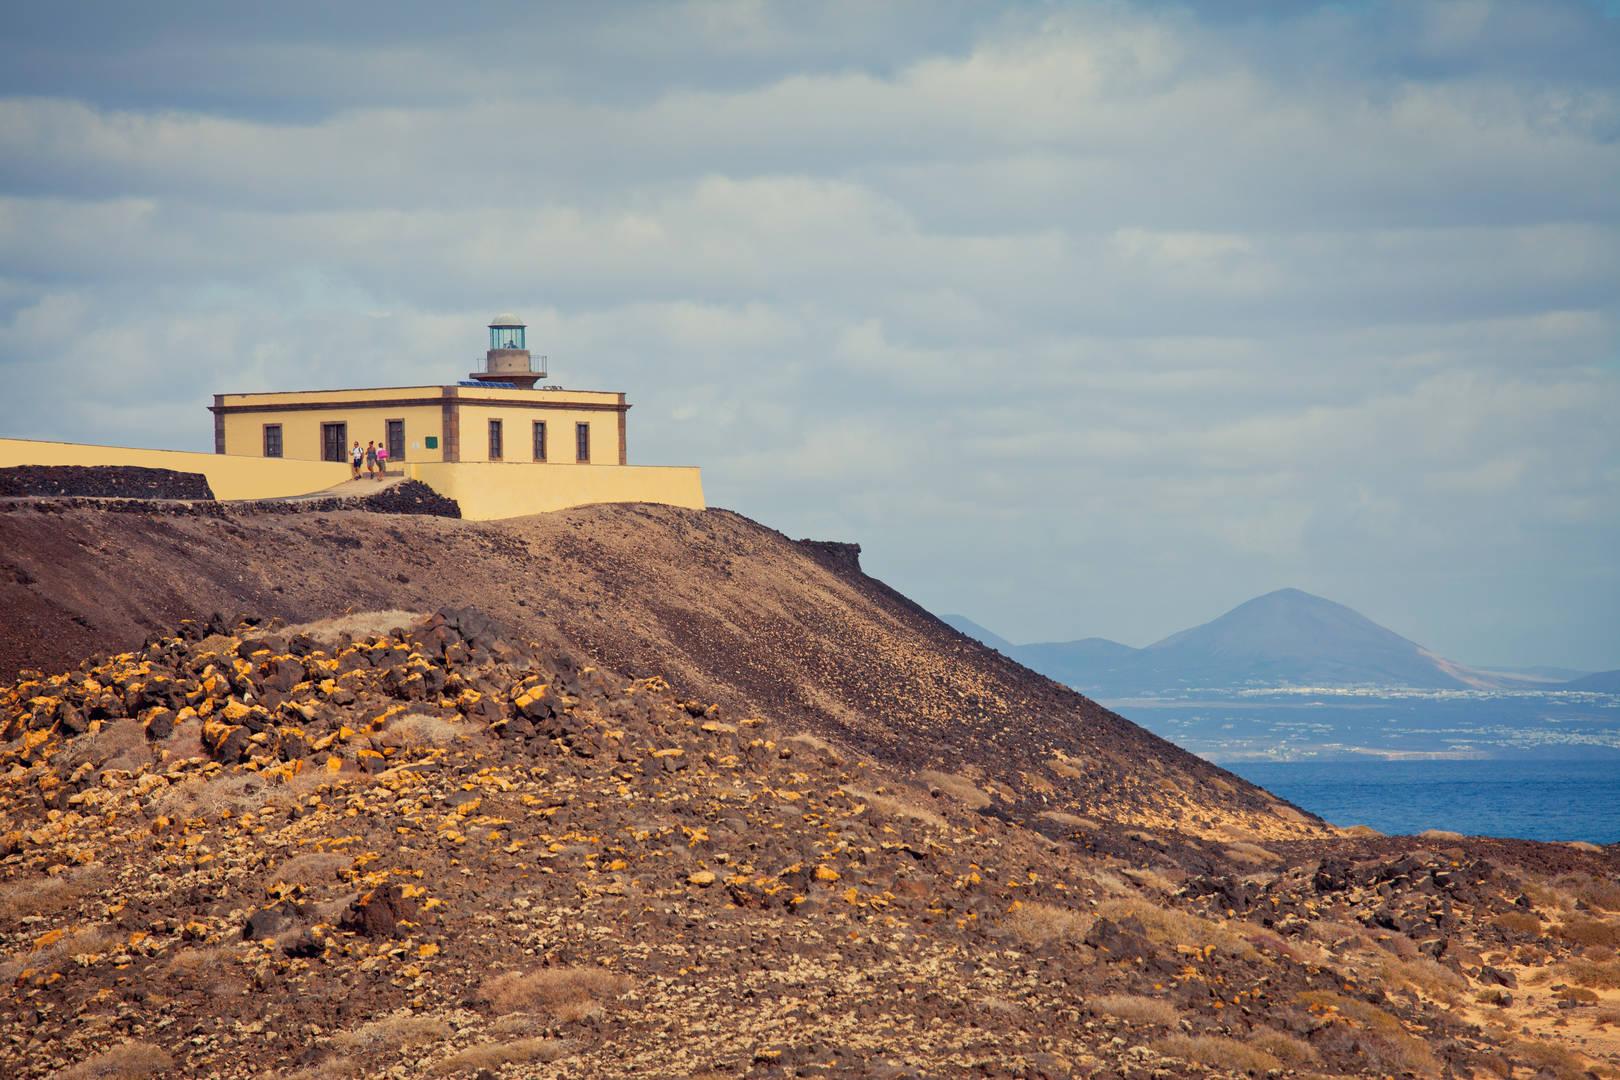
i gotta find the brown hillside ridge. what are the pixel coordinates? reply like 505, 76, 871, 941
0, 503, 1310, 840
0, 607, 1617, 1078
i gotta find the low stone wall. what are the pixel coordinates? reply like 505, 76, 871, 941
2, 480, 460, 519
0, 464, 215, 500
0, 437, 350, 500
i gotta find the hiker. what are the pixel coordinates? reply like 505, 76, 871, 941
375, 441, 389, 479
350, 441, 363, 480
365, 440, 378, 480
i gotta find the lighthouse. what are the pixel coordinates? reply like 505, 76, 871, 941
470, 313, 546, 390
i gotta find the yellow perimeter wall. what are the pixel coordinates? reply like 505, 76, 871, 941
410, 461, 705, 521
0, 438, 349, 501
0, 439, 705, 519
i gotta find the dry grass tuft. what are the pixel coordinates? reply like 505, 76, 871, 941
280, 610, 422, 643
1513, 1037, 1596, 1080
0, 924, 119, 983
1091, 994, 1178, 1027
1121, 867, 1176, 893
1296, 990, 1442, 1077
1249, 1026, 1316, 1067
271, 852, 353, 886
1555, 872, 1620, 912
0, 866, 103, 924
1554, 958, 1620, 989
429, 1037, 570, 1075
379, 713, 468, 750
1244, 928, 1313, 964
481, 966, 630, 1020
1004, 901, 1094, 947
56, 1040, 174, 1079
1048, 756, 1083, 780
1096, 897, 1258, 960
1224, 840, 1282, 866
1491, 910, 1542, 936
274, 1059, 358, 1080
1305, 918, 1367, 947
485, 1013, 546, 1039
784, 731, 843, 762
156, 770, 273, 818
1376, 952, 1466, 999
329, 1011, 452, 1053
918, 769, 991, 809
62, 718, 150, 773
1036, 810, 1099, 831
1520, 881, 1567, 910
157, 761, 349, 820
843, 785, 947, 830
1553, 914, 1620, 949
1150, 1034, 1281, 1074
162, 944, 249, 997
1078, 868, 1135, 896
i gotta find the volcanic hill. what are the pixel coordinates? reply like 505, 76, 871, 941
0, 503, 1308, 840
2, 502, 1618, 1078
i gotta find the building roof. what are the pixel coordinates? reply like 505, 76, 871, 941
488, 313, 525, 327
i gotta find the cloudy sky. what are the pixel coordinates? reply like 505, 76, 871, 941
2, 1, 1617, 669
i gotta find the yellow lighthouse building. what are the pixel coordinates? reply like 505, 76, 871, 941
0, 314, 704, 520
211, 315, 629, 468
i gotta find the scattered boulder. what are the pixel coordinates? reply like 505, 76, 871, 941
340, 884, 419, 938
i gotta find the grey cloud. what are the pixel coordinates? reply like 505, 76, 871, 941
0, 0, 1616, 669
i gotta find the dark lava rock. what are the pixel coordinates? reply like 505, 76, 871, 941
0, 464, 215, 501
244, 907, 297, 941
360, 480, 461, 518
143, 708, 174, 740
340, 884, 420, 938
1083, 916, 1154, 962
1313, 858, 1354, 893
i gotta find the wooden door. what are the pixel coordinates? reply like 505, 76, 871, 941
321, 422, 347, 463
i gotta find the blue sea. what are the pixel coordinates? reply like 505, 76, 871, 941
1226, 758, 1620, 844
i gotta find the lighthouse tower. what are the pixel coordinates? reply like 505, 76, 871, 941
470, 313, 545, 390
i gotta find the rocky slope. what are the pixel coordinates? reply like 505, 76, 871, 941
0, 503, 1309, 840
0, 608, 1616, 1078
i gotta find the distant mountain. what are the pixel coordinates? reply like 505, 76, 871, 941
946, 588, 1551, 697
1563, 669, 1620, 692
1011, 638, 1138, 691
1127, 588, 1482, 693
938, 614, 1015, 654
